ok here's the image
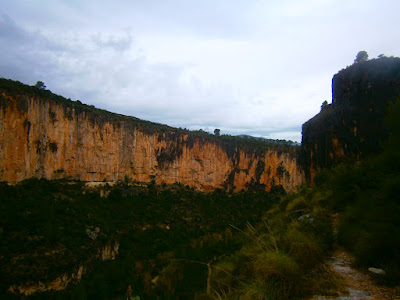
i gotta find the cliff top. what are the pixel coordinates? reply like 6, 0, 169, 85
332, 56, 400, 104
303, 56, 400, 127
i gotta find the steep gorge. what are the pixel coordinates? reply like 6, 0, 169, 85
2, 57, 400, 298
0, 81, 303, 191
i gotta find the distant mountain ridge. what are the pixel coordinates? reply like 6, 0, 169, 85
236, 134, 300, 146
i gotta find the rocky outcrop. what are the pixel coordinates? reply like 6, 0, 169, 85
0, 80, 303, 191
301, 57, 400, 182
99, 241, 119, 261
7, 240, 119, 296
8, 265, 85, 296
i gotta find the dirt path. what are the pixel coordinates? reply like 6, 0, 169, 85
312, 249, 400, 300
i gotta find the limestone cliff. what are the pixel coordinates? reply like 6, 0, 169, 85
0, 79, 303, 191
301, 57, 400, 182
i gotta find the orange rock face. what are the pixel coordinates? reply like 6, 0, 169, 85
0, 93, 303, 191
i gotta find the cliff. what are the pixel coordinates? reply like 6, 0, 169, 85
301, 57, 400, 182
0, 79, 303, 191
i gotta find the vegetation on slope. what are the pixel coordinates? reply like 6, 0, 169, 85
316, 100, 400, 285
195, 99, 400, 299
0, 178, 345, 299
199, 186, 341, 299
0, 179, 286, 299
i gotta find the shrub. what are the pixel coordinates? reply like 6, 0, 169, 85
285, 196, 310, 212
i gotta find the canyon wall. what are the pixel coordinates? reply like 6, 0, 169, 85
301, 57, 400, 182
0, 81, 303, 191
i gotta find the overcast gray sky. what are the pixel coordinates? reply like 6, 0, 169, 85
1, 0, 399, 141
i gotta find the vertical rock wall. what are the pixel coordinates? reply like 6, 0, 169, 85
301, 57, 400, 182
0, 90, 303, 191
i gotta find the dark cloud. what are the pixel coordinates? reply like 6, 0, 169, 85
0, 14, 29, 42
0, 14, 48, 83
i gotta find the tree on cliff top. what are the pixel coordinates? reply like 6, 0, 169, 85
354, 51, 369, 63
321, 100, 328, 111
34, 81, 46, 90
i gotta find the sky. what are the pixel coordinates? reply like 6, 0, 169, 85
1, 1, 399, 142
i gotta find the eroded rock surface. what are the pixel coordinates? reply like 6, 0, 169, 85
0, 87, 303, 191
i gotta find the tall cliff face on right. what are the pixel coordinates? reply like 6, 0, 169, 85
301, 57, 400, 182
